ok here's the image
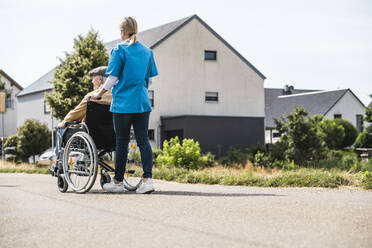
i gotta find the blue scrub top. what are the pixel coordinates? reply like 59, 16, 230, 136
106, 41, 158, 113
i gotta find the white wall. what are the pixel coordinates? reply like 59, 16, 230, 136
0, 75, 21, 137
324, 91, 365, 127
17, 91, 57, 130
149, 18, 265, 147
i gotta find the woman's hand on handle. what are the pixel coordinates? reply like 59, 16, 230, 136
91, 88, 107, 100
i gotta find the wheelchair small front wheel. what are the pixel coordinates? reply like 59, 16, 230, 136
100, 171, 111, 189
57, 174, 68, 193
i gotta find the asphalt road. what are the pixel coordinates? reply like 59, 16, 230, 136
0, 173, 371, 248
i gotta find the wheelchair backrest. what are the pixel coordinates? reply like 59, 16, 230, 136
85, 101, 115, 150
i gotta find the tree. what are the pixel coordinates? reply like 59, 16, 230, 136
274, 106, 326, 164
355, 126, 372, 148
45, 29, 109, 120
364, 94, 372, 123
333, 118, 358, 148
17, 120, 51, 163
318, 119, 345, 149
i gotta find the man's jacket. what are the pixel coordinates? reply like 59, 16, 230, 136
61, 89, 112, 126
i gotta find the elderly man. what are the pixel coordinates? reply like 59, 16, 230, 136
50, 66, 112, 175
57, 66, 112, 128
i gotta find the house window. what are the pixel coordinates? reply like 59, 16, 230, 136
205, 92, 218, 102
148, 129, 155, 140
356, 114, 363, 132
204, 50, 217, 60
148, 90, 154, 107
164, 130, 184, 142
6, 98, 13, 109
334, 114, 342, 119
44, 100, 51, 114
273, 132, 281, 138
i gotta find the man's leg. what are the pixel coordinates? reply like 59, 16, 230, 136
50, 128, 64, 176
113, 113, 132, 182
55, 128, 65, 159
132, 111, 153, 179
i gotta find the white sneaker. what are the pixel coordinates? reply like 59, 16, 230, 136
103, 181, 127, 193
136, 179, 155, 194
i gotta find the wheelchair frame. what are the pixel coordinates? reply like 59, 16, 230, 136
53, 101, 142, 193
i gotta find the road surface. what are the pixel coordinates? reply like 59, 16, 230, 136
0, 173, 371, 248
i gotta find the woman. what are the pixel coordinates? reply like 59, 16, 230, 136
93, 17, 158, 193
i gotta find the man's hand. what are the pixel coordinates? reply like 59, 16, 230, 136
57, 122, 65, 129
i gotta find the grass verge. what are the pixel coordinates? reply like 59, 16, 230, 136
0, 160, 49, 174
149, 166, 359, 188
0, 160, 368, 189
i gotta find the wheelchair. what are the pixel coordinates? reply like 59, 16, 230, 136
53, 100, 143, 193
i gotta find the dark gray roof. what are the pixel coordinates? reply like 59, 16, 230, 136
105, 15, 193, 51
18, 14, 265, 97
265, 88, 351, 128
17, 68, 55, 97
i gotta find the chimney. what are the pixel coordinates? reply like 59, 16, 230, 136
283, 84, 294, 95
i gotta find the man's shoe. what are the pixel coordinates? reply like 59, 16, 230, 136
136, 179, 155, 194
103, 181, 127, 193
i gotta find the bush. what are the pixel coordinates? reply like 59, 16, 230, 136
218, 147, 247, 166
355, 127, 372, 148
17, 120, 51, 163
307, 150, 358, 170
269, 142, 286, 161
362, 171, 372, 189
246, 144, 266, 163
152, 148, 163, 166
360, 160, 372, 172
274, 107, 326, 164
318, 119, 345, 149
333, 119, 358, 148
156, 137, 214, 170
128, 149, 141, 164
254, 151, 272, 168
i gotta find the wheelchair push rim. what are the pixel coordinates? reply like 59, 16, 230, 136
62, 131, 98, 193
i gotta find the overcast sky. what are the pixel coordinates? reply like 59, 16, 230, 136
1, 0, 371, 104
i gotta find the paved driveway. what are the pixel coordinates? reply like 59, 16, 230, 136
0, 173, 371, 248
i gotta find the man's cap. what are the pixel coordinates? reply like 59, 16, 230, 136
88, 66, 107, 77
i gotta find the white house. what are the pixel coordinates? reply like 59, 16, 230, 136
16, 69, 56, 131
265, 86, 366, 143
0, 69, 23, 138
17, 15, 266, 155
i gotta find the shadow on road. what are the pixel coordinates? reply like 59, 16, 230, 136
152, 191, 286, 197
85, 189, 286, 197
0, 185, 20, 188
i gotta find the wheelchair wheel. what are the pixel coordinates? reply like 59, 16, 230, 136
100, 171, 111, 189
62, 131, 98, 193
123, 169, 142, 191
57, 174, 68, 193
